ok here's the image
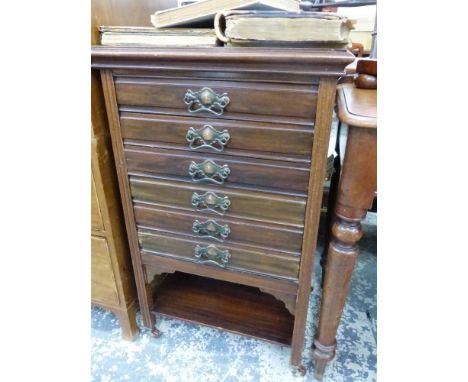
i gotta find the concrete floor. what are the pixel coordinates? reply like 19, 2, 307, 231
91, 215, 376, 382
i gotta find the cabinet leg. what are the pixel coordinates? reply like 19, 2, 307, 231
312, 208, 364, 379
151, 326, 162, 338
114, 302, 139, 341
296, 364, 307, 376
143, 282, 163, 337
142, 282, 156, 328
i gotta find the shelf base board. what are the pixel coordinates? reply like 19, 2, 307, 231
151, 272, 295, 345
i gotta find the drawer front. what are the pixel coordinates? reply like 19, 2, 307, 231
91, 236, 119, 305
130, 177, 306, 227
125, 145, 310, 192
120, 112, 314, 156
134, 204, 303, 254
91, 174, 104, 231
115, 77, 318, 119
138, 229, 300, 280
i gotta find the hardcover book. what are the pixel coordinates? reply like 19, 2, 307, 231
151, 0, 300, 28
214, 10, 355, 47
99, 26, 219, 47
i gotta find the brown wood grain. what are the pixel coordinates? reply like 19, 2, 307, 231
92, 0, 177, 36
141, 251, 299, 295
114, 68, 322, 85
134, 203, 303, 253
259, 288, 297, 316
91, 173, 104, 231
151, 272, 295, 345
91, 0, 177, 340
120, 112, 314, 156
124, 140, 311, 164
93, 46, 354, 373
92, 46, 355, 77
124, 144, 310, 192
355, 59, 377, 77
100, 70, 156, 329
337, 84, 377, 129
120, 105, 316, 127
290, 77, 338, 368
129, 176, 307, 227
91, 236, 119, 305
138, 229, 300, 280
91, 133, 139, 340
312, 124, 377, 379
115, 77, 318, 119
337, 127, 377, 211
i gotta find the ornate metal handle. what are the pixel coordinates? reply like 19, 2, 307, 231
188, 160, 230, 184
194, 244, 230, 268
186, 125, 230, 152
191, 192, 230, 215
183, 87, 230, 116
193, 219, 230, 241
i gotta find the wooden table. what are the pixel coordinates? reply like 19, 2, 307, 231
312, 82, 377, 379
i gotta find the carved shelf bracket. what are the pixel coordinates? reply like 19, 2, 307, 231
260, 287, 296, 316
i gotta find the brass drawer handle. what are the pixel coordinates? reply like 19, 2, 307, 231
194, 244, 230, 268
186, 125, 230, 152
193, 219, 230, 242
188, 160, 230, 184
183, 87, 230, 116
191, 191, 230, 215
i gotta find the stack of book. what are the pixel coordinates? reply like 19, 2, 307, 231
99, 0, 355, 48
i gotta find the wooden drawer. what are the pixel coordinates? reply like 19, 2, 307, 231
125, 144, 310, 193
134, 203, 303, 254
129, 176, 306, 227
91, 173, 104, 231
138, 229, 300, 280
120, 112, 314, 157
114, 77, 318, 120
91, 236, 119, 305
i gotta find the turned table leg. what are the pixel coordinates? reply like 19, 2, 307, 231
312, 125, 376, 379
320, 120, 343, 285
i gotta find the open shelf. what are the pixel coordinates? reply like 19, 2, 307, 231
151, 272, 294, 345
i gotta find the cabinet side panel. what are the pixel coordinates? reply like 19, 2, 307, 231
100, 69, 155, 328
290, 77, 338, 367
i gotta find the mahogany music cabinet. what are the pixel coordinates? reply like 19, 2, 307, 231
91, 46, 354, 374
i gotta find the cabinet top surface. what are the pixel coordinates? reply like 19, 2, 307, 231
91, 46, 355, 76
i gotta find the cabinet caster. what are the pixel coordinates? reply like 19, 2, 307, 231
151, 327, 162, 338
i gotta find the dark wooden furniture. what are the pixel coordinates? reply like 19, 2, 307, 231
92, 1, 161, 340
312, 80, 377, 379
92, 46, 353, 374
91, 125, 139, 340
